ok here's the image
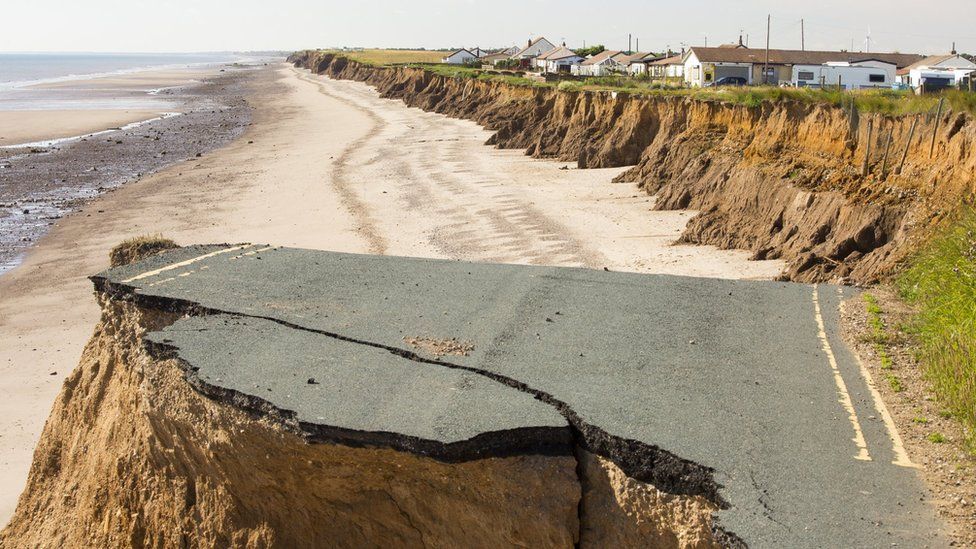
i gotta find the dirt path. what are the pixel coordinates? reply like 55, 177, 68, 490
0, 64, 781, 524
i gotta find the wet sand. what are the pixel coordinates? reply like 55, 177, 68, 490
0, 66, 227, 146
0, 64, 782, 524
0, 109, 164, 146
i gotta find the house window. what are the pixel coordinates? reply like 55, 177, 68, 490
797, 71, 815, 81
869, 74, 886, 83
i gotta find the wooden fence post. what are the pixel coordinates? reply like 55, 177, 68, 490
880, 127, 894, 179
862, 116, 874, 177
930, 96, 945, 158
896, 115, 919, 175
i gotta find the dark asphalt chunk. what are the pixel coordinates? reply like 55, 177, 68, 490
94, 245, 948, 548
144, 313, 570, 459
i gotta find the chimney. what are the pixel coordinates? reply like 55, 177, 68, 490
528, 38, 532, 47
739, 34, 743, 47
952, 41, 957, 54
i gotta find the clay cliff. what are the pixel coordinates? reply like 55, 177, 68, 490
288, 51, 976, 283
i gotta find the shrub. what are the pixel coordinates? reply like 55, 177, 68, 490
109, 235, 179, 267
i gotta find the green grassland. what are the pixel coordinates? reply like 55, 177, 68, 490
329, 49, 450, 66
899, 209, 976, 452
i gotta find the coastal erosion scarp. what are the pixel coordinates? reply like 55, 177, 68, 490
288, 51, 976, 284
1, 245, 945, 547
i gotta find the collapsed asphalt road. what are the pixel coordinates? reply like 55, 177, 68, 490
94, 244, 946, 547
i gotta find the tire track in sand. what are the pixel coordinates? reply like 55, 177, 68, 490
296, 70, 388, 255
302, 70, 605, 268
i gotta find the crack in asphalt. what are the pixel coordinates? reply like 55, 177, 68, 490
94, 275, 739, 528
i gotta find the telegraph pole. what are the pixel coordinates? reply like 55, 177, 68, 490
763, 14, 771, 84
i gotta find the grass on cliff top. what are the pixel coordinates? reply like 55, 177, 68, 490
109, 235, 179, 267
898, 208, 976, 452
327, 49, 450, 66
406, 62, 976, 115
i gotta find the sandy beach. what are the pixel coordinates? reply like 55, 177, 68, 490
0, 63, 782, 524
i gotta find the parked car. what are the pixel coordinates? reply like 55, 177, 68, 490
707, 76, 748, 87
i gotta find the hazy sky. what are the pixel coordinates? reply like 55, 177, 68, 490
3, 0, 974, 55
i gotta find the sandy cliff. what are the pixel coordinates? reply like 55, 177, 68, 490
289, 51, 976, 283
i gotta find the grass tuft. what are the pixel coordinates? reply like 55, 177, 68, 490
927, 432, 947, 444
109, 235, 179, 267
899, 207, 976, 452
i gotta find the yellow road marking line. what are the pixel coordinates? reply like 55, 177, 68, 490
813, 285, 871, 461
230, 246, 277, 259
838, 294, 916, 468
122, 245, 252, 283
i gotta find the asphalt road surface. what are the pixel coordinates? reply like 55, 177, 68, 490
95, 244, 947, 548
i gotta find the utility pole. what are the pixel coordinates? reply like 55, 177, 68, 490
628, 34, 632, 54
801, 19, 805, 51
763, 14, 771, 85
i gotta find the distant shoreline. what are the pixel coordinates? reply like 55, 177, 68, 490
0, 64, 258, 276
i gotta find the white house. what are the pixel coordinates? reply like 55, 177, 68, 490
791, 60, 896, 89
573, 51, 629, 76
536, 47, 584, 73
512, 37, 557, 68
645, 54, 684, 79
442, 49, 478, 65
626, 53, 660, 75
898, 54, 976, 92
682, 46, 924, 87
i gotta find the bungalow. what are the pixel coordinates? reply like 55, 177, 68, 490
616, 52, 653, 75
512, 37, 557, 69
481, 52, 514, 66
646, 54, 684, 80
897, 54, 976, 93
442, 49, 478, 65
536, 46, 584, 73
573, 50, 629, 77
682, 46, 924, 87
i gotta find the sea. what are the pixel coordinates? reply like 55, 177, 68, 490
0, 52, 242, 89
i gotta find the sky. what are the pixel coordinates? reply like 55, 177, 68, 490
2, 0, 974, 55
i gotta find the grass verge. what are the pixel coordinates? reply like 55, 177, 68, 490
898, 208, 976, 452
864, 293, 904, 392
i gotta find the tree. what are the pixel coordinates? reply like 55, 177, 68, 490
574, 45, 606, 58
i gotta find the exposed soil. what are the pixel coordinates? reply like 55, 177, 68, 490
841, 287, 976, 547
403, 336, 475, 358
289, 51, 976, 285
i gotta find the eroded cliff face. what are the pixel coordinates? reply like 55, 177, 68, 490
288, 51, 976, 283
0, 295, 723, 548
